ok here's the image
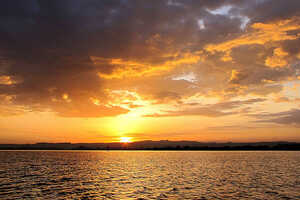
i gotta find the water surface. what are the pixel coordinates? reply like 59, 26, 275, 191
0, 151, 299, 199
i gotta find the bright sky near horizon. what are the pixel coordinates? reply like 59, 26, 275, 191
1, 0, 300, 143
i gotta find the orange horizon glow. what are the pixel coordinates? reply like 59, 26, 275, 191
120, 137, 133, 143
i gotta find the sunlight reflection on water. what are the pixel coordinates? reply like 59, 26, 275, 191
0, 151, 299, 199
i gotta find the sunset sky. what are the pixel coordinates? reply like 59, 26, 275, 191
1, 0, 300, 143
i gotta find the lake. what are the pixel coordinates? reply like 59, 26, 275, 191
0, 151, 299, 199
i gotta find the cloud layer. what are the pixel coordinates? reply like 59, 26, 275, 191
1, 0, 300, 118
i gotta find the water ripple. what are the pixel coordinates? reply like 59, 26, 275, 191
0, 151, 299, 199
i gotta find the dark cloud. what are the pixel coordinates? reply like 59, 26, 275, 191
240, 0, 300, 23
0, 0, 300, 117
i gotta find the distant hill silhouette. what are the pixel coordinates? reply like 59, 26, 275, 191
0, 140, 299, 150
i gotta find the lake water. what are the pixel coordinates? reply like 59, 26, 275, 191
0, 151, 299, 199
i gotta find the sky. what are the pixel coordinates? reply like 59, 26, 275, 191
1, 0, 300, 143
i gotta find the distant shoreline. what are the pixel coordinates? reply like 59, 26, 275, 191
1, 149, 300, 151
1, 141, 299, 151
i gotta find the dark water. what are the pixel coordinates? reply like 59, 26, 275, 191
0, 151, 299, 200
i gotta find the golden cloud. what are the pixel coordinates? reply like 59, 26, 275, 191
0, 76, 16, 85
205, 18, 300, 62
54, 103, 129, 118
265, 48, 289, 68
0, 95, 27, 116
91, 52, 203, 79
0, 105, 26, 116
230, 69, 240, 82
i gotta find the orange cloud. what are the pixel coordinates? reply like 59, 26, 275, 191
205, 18, 300, 62
274, 96, 290, 103
0, 76, 17, 85
230, 69, 240, 82
104, 89, 148, 111
55, 103, 129, 118
0, 95, 27, 116
265, 48, 289, 68
0, 94, 14, 104
0, 105, 26, 116
91, 52, 202, 79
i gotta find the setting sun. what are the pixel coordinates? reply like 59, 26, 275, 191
1, 1, 300, 200
120, 137, 132, 143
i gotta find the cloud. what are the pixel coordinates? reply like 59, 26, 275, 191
265, 48, 289, 68
0, 76, 11, 85
55, 104, 129, 118
274, 96, 291, 103
205, 124, 266, 131
0, 94, 27, 116
209, 98, 265, 110
0, 0, 300, 117
205, 17, 300, 63
91, 51, 202, 79
255, 109, 300, 126
144, 108, 235, 118
240, 0, 300, 23
144, 98, 265, 117
0, 105, 27, 117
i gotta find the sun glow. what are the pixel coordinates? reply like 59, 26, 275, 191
120, 137, 132, 143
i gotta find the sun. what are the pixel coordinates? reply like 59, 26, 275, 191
120, 137, 132, 143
